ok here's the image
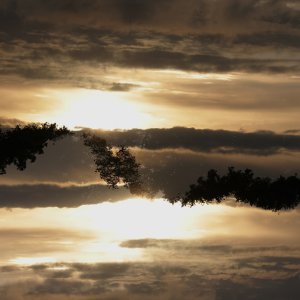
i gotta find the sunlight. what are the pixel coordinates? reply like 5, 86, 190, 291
75, 198, 218, 240
9, 256, 56, 265
79, 241, 144, 263
37, 89, 152, 130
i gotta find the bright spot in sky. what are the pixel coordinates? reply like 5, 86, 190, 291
9, 256, 56, 265
0, 199, 233, 265
35, 89, 153, 130
74, 198, 219, 240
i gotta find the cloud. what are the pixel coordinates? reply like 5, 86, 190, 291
284, 129, 300, 135
0, 117, 26, 127
77, 262, 131, 280
91, 127, 300, 155
125, 281, 166, 295
0, 183, 131, 208
116, 49, 300, 73
120, 238, 300, 257
143, 76, 300, 112
1, 252, 300, 299
2, 0, 299, 32
108, 82, 138, 92
0, 228, 96, 262
30, 278, 96, 295
120, 238, 180, 249
0, 0, 300, 87
216, 275, 300, 300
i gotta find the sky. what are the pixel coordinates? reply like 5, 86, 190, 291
0, 0, 300, 299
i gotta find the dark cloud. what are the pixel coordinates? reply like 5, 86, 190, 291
76, 263, 131, 280
0, 183, 131, 208
109, 82, 138, 92
0, 0, 299, 84
145, 75, 300, 113
91, 127, 300, 155
114, 0, 167, 25
216, 275, 300, 300
115, 48, 300, 73
261, 0, 300, 28
46, 269, 74, 279
236, 256, 300, 272
1, 0, 297, 32
120, 238, 179, 249
1, 253, 300, 299
234, 32, 300, 48
284, 129, 300, 135
68, 45, 113, 63
125, 281, 165, 295
0, 117, 26, 127
120, 238, 300, 256
30, 278, 95, 295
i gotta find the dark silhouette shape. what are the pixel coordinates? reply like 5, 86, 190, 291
1, 123, 299, 211
0, 123, 143, 191
0, 123, 71, 174
82, 133, 143, 191
177, 167, 300, 211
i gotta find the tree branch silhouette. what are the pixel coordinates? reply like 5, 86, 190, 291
0, 123, 71, 174
82, 133, 143, 191
1, 123, 299, 211
177, 167, 300, 211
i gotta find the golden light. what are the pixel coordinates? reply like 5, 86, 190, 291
74, 198, 217, 240
9, 256, 56, 265
39, 89, 153, 130
79, 241, 144, 263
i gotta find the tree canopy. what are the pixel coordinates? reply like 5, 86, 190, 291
1, 123, 299, 211
179, 167, 300, 212
0, 123, 71, 174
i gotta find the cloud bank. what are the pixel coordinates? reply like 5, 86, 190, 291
0, 0, 300, 88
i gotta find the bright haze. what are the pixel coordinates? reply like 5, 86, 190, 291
0, 1, 300, 300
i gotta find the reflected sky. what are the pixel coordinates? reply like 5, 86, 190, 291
1, 199, 300, 299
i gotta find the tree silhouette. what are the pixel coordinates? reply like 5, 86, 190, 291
82, 133, 143, 190
0, 123, 143, 190
178, 167, 300, 211
0, 123, 71, 174
1, 123, 300, 211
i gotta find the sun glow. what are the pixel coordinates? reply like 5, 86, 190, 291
74, 198, 211, 240
10, 256, 56, 265
37, 89, 152, 130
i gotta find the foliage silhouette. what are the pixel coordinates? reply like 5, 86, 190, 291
0, 123, 71, 174
178, 167, 300, 211
82, 133, 143, 191
1, 123, 300, 211
0, 123, 143, 191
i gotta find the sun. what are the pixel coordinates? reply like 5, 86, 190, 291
36, 88, 152, 130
